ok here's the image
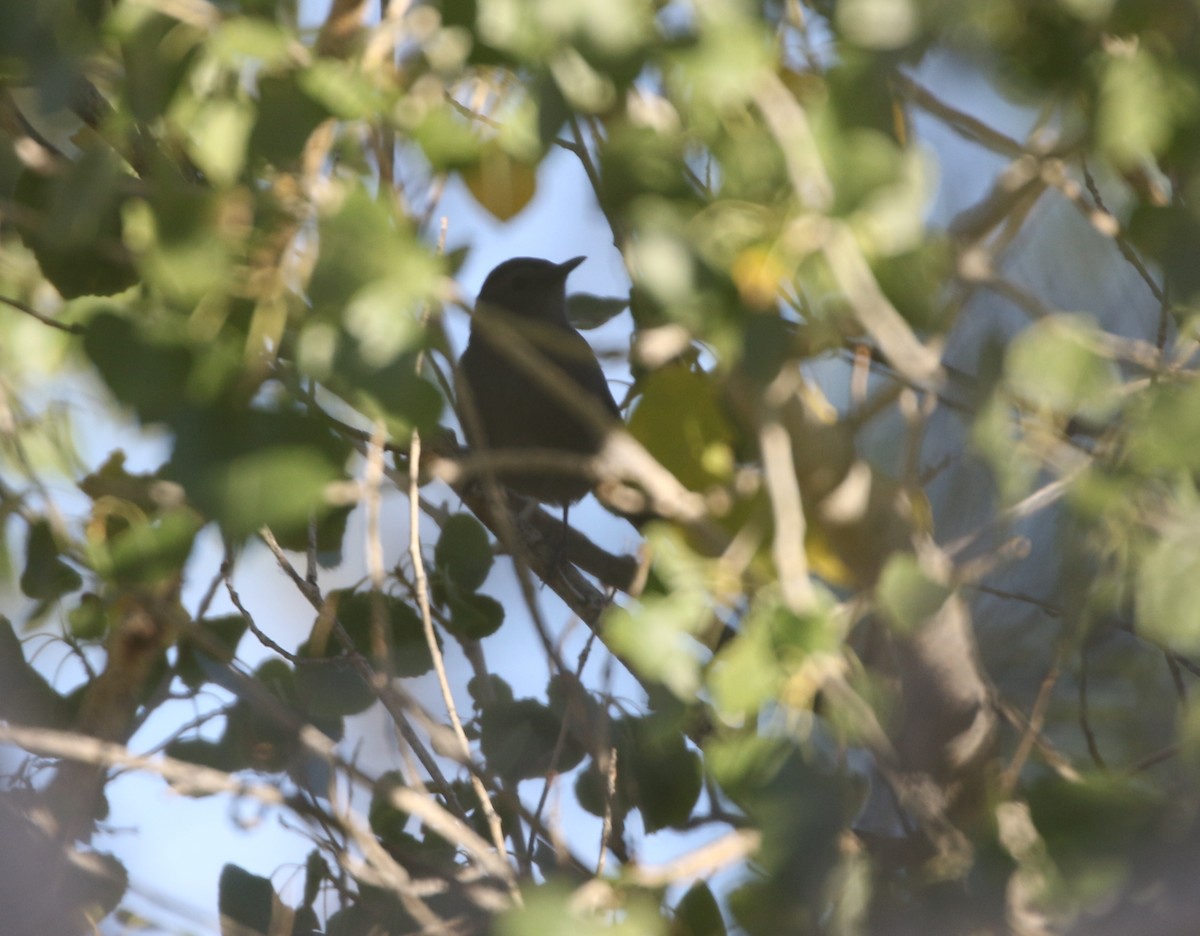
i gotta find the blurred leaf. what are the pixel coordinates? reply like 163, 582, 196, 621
20, 519, 82, 600
12, 150, 137, 298
673, 882, 727, 936
670, 12, 773, 108
83, 312, 199, 423
836, 0, 920, 51
270, 503, 353, 568
1097, 48, 1188, 168
0, 617, 73, 728
168, 406, 350, 540
627, 718, 703, 832
1005, 314, 1120, 420
1026, 775, 1163, 904
79, 451, 171, 513
250, 71, 333, 167
708, 615, 782, 719
368, 771, 410, 844
222, 660, 303, 772
135, 180, 242, 302
446, 590, 505, 639
565, 292, 629, 329
182, 97, 255, 188
1128, 204, 1200, 303
210, 17, 294, 68
876, 553, 952, 634
67, 592, 106, 640
299, 590, 435, 680
480, 698, 584, 781
498, 881, 666, 936
177, 615, 249, 691
435, 513, 493, 592
295, 655, 375, 717
629, 365, 735, 491
308, 183, 442, 373
113, 7, 202, 122
89, 507, 202, 586
413, 106, 484, 170
298, 60, 386, 120
164, 737, 233, 778
1136, 519, 1200, 655
1126, 381, 1200, 474
218, 864, 275, 936
462, 142, 538, 220
468, 673, 514, 707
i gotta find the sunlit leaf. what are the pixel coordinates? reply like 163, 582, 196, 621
462, 142, 538, 220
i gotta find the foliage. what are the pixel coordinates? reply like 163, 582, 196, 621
4, 0, 1200, 934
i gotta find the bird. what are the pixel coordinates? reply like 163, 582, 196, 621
457, 256, 622, 523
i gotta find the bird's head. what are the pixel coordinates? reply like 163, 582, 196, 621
475, 256, 585, 323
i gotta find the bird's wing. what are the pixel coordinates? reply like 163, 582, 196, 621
544, 328, 622, 421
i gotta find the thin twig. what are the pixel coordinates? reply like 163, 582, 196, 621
0, 294, 84, 335
407, 429, 518, 885
1078, 643, 1106, 769
1000, 639, 1067, 794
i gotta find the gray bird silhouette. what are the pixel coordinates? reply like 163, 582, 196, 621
458, 256, 621, 510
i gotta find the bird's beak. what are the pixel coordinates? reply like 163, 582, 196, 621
555, 256, 586, 279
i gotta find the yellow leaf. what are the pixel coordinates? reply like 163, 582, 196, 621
461, 143, 538, 221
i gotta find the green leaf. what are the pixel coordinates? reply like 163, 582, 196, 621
1136, 520, 1200, 655
309, 183, 441, 323
435, 513, 493, 592
218, 864, 275, 936
294, 656, 376, 718
113, 7, 202, 122
480, 698, 583, 781
1096, 49, 1180, 168
250, 72, 333, 167
299, 590, 435, 679
876, 553, 952, 634
298, 60, 386, 120
225, 448, 342, 537
222, 661, 303, 772
210, 18, 294, 68
163, 737, 232, 778
20, 519, 82, 600
270, 503, 353, 568
368, 771, 410, 844
1026, 775, 1163, 904
626, 717, 703, 832
468, 673, 514, 707
182, 97, 255, 188
83, 313, 197, 424
168, 406, 350, 540
1129, 205, 1200, 302
1125, 381, 1200, 474
565, 292, 629, 329
629, 365, 735, 490
707, 617, 781, 719
447, 590, 505, 639
176, 615, 249, 690
12, 150, 137, 298
674, 882, 727, 936
1004, 314, 1120, 420
90, 508, 202, 586
135, 179, 239, 302
412, 107, 483, 170
498, 882, 666, 936
67, 593, 107, 640
0, 617, 73, 728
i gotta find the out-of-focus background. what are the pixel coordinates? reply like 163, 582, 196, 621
3, 1, 1200, 934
